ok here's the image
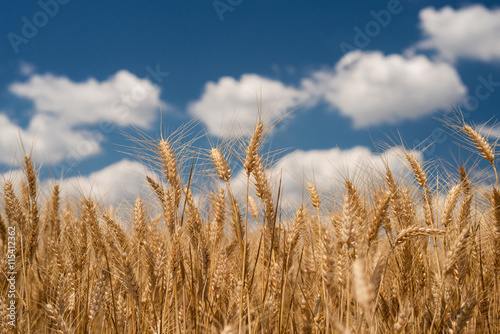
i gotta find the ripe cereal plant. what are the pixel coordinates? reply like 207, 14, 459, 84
1, 115, 500, 333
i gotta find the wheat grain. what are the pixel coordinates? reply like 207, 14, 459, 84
244, 121, 264, 175
394, 227, 445, 246
307, 182, 321, 209
211, 148, 232, 182
463, 124, 495, 166
159, 139, 182, 207
441, 184, 461, 227
405, 152, 427, 188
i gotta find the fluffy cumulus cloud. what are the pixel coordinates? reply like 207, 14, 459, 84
416, 5, 500, 62
188, 74, 309, 137
1, 70, 165, 165
302, 51, 466, 128
231, 145, 417, 204
0, 159, 155, 207
189, 52, 466, 135
0, 113, 101, 164
9, 70, 163, 128
57, 159, 155, 205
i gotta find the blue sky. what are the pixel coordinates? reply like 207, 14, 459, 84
1, 0, 500, 203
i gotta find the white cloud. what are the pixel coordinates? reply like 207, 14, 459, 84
1, 70, 166, 165
0, 113, 101, 164
189, 52, 466, 136
231, 145, 417, 205
0, 159, 156, 208
188, 74, 308, 137
416, 5, 500, 62
9, 70, 163, 128
57, 159, 155, 206
302, 51, 466, 128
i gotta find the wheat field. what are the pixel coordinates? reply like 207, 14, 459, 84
1, 118, 500, 333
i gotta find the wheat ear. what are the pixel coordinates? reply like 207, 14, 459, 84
159, 139, 182, 207
441, 184, 461, 227
243, 121, 264, 175
394, 227, 445, 246
463, 124, 495, 165
211, 148, 232, 182
25, 155, 40, 262
307, 182, 321, 209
